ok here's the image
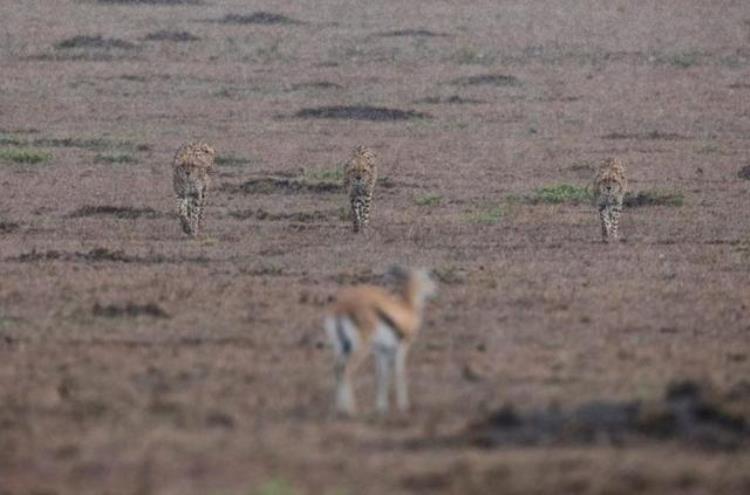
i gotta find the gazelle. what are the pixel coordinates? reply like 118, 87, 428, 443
324, 267, 437, 415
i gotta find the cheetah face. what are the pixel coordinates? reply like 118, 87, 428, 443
350, 170, 369, 186
198, 143, 215, 156
600, 178, 623, 196
196, 143, 216, 163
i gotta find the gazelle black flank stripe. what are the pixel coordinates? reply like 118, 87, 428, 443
375, 308, 405, 339
335, 316, 352, 355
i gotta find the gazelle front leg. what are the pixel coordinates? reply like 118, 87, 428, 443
334, 355, 355, 415
374, 345, 395, 414
394, 344, 410, 412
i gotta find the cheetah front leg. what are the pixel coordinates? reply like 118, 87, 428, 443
351, 196, 364, 233
187, 192, 203, 237
609, 202, 622, 241
599, 205, 612, 242
177, 196, 193, 235
195, 184, 208, 235
360, 194, 372, 229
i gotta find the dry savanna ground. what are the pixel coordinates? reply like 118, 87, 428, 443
1, 1, 750, 494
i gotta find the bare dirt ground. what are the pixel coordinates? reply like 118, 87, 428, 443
1, 1, 750, 493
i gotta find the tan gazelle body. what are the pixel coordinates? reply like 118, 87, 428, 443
324, 268, 437, 415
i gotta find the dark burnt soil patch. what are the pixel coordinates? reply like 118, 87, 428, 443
55, 35, 137, 51
460, 381, 748, 451
602, 131, 689, 141
68, 205, 161, 219
144, 31, 200, 42
623, 191, 684, 207
378, 29, 450, 38
97, 0, 202, 4
415, 95, 484, 105
0, 221, 20, 234
218, 12, 301, 25
229, 208, 330, 222
293, 106, 430, 122
737, 165, 750, 180
11, 248, 209, 264
290, 81, 343, 91
228, 177, 341, 195
331, 268, 380, 285
451, 74, 521, 87
12, 249, 128, 263
93, 302, 170, 319
30, 137, 149, 152
76, 248, 133, 262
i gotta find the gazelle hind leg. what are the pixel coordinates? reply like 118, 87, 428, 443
394, 344, 409, 412
334, 355, 355, 414
373, 322, 399, 414
325, 316, 361, 415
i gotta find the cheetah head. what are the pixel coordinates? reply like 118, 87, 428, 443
348, 146, 376, 186
600, 176, 624, 195
597, 158, 626, 196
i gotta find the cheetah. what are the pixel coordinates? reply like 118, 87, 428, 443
324, 267, 437, 415
172, 142, 216, 237
343, 146, 377, 233
594, 157, 627, 242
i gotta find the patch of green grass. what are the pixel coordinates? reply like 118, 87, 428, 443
0, 147, 52, 164
0, 133, 25, 146
32, 137, 148, 152
432, 265, 465, 285
0, 315, 21, 330
94, 152, 137, 164
449, 46, 496, 65
415, 193, 443, 206
654, 51, 701, 69
465, 203, 505, 224
303, 166, 343, 183
695, 142, 721, 154
669, 52, 699, 68
526, 184, 593, 205
338, 206, 351, 222
213, 87, 234, 98
623, 190, 684, 208
254, 479, 297, 495
216, 155, 254, 167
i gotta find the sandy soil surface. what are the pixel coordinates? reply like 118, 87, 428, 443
1, 1, 750, 493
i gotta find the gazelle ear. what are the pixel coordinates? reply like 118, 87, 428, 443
385, 264, 408, 280
382, 265, 408, 288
